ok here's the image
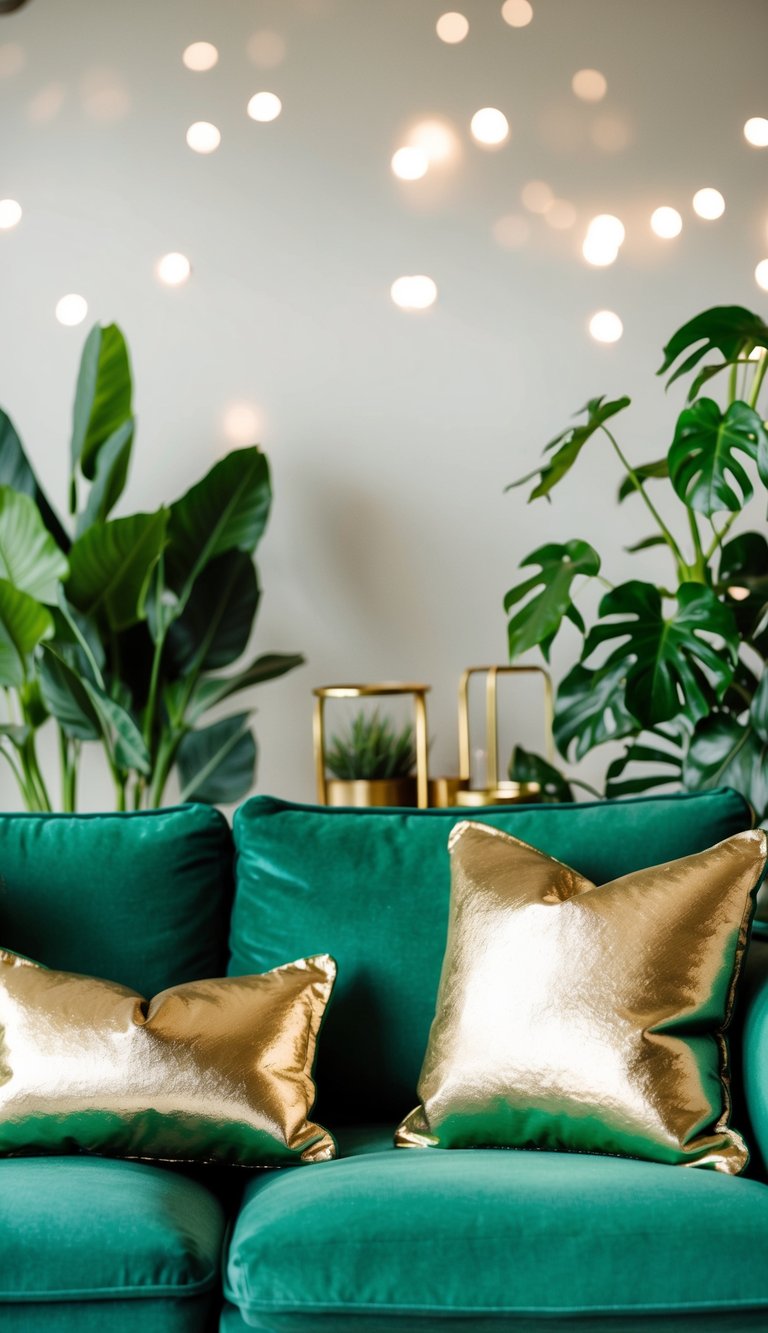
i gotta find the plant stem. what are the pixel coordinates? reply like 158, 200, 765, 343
686, 509, 706, 582
23, 734, 52, 812
147, 730, 181, 808
601, 427, 687, 577
704, 511, 739, 563
0, 744, 36, 809
112, 769, 127, 811
728, 360, 738, 405
749, 350, 768, 410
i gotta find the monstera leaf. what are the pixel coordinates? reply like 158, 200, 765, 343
553, 659, 638, 761
683, 682, 768, 821
617, 458, 669, 502
504, 541, 600, 660
70, 324, 132, 494
0, 580, 53, 688
668, 399, 767, 516
604, 733, 684, 799
507, 397, 630, 502
582, 581, 738, 728
658, 306, 768, 399
507, 744, 574, 802
166, 448, 271, 599
0, 487, 68, 603
67, 510, 168, 631
176, 713, 256, 804
0, 411, 69, 549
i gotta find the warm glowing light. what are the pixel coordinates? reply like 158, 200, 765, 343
247, 31, 286, 68
391, 275, 438, 310
223, 403, 264, 445
156, 253, 191, 286
493, 214, 530, 248
545, 199, 577, 230
582, 234, 618, 266
521, 180, 553, 214
692, 188, 725, 220
470, 107, 509, 146
728, 586, 750, 601
182, 42, 219, 72
0, 198, 22, 230
589, 310, 623, 344
572, 69, 606, 102
55, 294, 88, 327
744, 117, 768, 148
391, 146, 429, 180
247, 91, 282, 122
501, 0, 533, 28
409, 118, 458, 165
588, 214, 625, 247
755, 260, 768, 292
436, 12, 469, 43
186, 121, 221, 153
650, 206, 682, 239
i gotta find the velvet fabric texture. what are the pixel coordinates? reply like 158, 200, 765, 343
230, 789, 753, 1121
0, 805, 233, 997
224, 1125, 768, 1328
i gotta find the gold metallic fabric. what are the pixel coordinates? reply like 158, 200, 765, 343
397, 822, 767, 1173
0, 951, 337, 1166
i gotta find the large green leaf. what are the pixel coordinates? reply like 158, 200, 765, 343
164, 550, 260, 673
582, 581, 738, 728
176, 713, 256, 804
75, 419, 134, 535
70, 324, 132, 490
0, 487, 68, 603
507, 744, 573, 802
604, 735, 683, 799
183, 653, 304, 725
507, 397, 630, 502
668, 399, 766, 517
38, 644, 101, 740
617, 458, 669, 503
82, 680, 150, 774
0, 579, 53, 687
166, 448, 271, 598
719, 532, 768, 654
504, 541, 600, 660
658, 306, 768, 399
0, 410, 70, 549
67, 510, 168, 630
553, 659, 638, 762
683, 711, 768, 821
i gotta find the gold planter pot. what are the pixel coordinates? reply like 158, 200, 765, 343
326, 777, 418, 808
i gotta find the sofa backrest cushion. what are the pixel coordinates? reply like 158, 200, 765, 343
0, 805, 233, 997
229, 788, 753, 1124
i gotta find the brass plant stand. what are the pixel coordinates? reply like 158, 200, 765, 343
313, 683, 430, 809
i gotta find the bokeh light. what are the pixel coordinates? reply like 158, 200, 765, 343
182, 42, 219, 72
156, 253, 191, 286
247, 92, 282, 122
650, 206, 683, 238
186, 121, 221, 153
501, 0, 533, 28
492, 214, 530, 248
391, 275, 438, 310
521, 180, 553, 214
572, 69, 607, 102
589, 310, 623, 343
755, 260, 768, 292
744, 117, 768, 148
692, 188, 725, 220
55, 294, 88, 327
581, 213, 625, 266
223, 403, 264, 444
409, 118, 459, 165
391, 146, 429, 180
0, 198, 22, 229
436, 12, 469, 43
470, 107, 509, 146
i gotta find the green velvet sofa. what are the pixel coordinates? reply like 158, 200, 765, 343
1, 787, 767, 1333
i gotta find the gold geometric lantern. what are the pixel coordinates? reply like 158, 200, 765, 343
312, 682, 430, 809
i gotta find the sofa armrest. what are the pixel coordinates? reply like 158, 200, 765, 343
740, 938, 768, 1176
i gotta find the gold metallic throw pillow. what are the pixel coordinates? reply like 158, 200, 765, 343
0, 950, 337, 1166
396, 822, 767, 1173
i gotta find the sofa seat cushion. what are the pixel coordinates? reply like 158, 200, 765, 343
0, 1156, 225, 1304
225, 1128, 768, 1328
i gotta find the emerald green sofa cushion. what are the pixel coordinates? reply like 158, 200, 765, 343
0, 1156, 224, 1332
0, 805, 232, 996
230, 789, 752, 1121
224, 1126, 768, 1330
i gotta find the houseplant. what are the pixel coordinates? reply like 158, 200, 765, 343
0, 322, 303, 811
503, 305, 768, 821
324, 708, 418, 806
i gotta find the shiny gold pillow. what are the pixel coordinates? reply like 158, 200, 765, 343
0, 950, 336, 1166
396, 822, 767, 1173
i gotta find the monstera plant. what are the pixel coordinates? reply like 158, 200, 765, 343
504, 305, 768, 822
0, 323, 302, 812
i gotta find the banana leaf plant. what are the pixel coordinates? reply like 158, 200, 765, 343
503, 305, 768, 823
0, 322, 303, 811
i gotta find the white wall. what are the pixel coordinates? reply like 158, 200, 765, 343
1, 0, 767, 808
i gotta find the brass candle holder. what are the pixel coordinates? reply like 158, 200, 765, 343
313, 683, 430, 809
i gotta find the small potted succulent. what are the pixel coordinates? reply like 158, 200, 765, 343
324, 709, 418, 807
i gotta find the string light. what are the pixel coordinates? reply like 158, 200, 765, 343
744, 117, 768, 148
390, 275, 438, 310
692, 188, 725, 220
182, 42, 219, 72
186, 121, 221, 153
572, 69, 606, 102
156, 253, 191, 286
501, 0, 533, 28
223, 403, 264, 444
650, 206, 682, 239
55, 294, 88, 327
0, 198, 22, 229
581, 214, 625, 266
247, 92, 282, 122
391, 147, 429, 180
755, 260, 768, 292
409, 118, 459, 165
436, 13, 469, 43
589, 310, 623, 343
470, 107, 509, 146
